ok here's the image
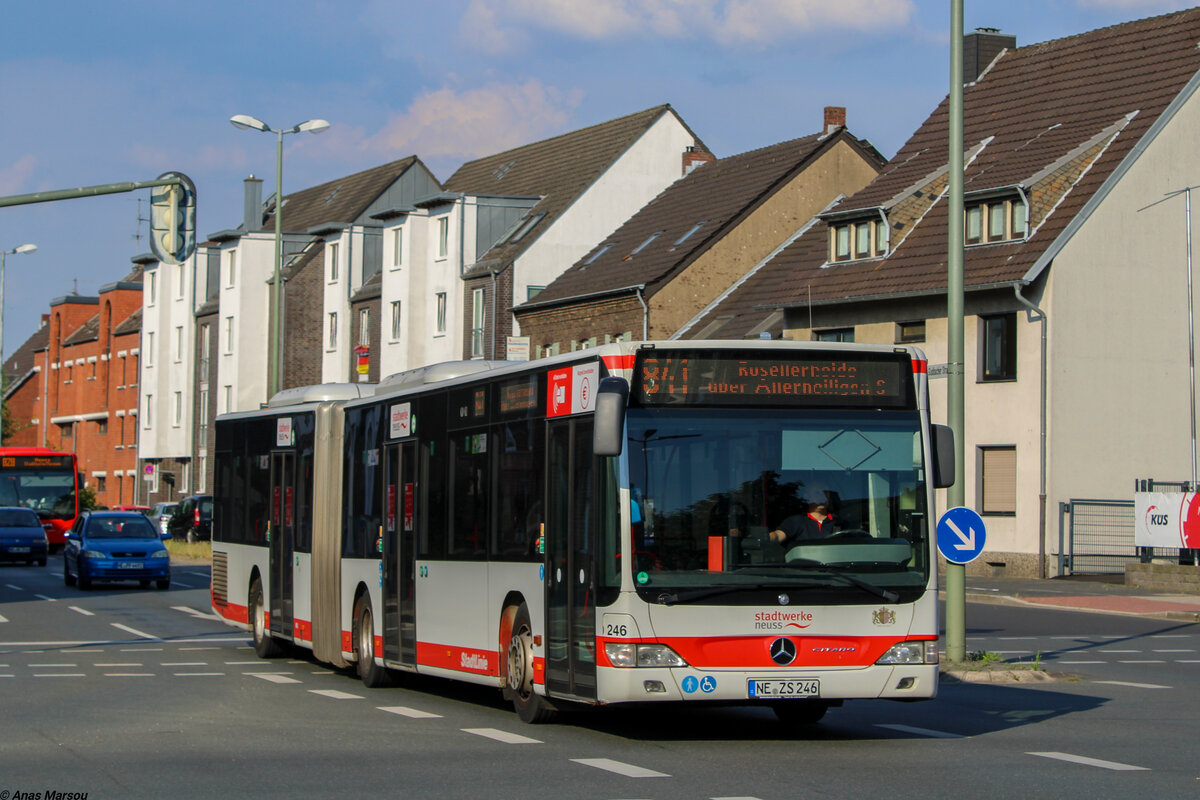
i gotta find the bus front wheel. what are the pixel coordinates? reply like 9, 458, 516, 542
506, 605, 556, 724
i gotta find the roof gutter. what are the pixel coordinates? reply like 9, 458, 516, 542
636, 285, 649, 340
514, 284, 649, 314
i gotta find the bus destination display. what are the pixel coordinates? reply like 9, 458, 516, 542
634, 351, 911, 407
1, 455, 74, 470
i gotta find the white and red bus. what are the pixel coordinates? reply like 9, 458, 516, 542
211, 341, 953, 724
0, 447, 81, 548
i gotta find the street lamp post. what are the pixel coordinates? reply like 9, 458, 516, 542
230, 115, 330, 398
0, 243, 37, 447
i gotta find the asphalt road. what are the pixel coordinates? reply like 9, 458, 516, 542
1, 560, 1197, 799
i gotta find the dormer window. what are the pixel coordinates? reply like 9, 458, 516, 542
966, 195, 1027, 245
829, 217, 887, 263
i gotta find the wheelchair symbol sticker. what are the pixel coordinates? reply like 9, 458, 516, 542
699, 676, 717, 693
681, 676, 699, 694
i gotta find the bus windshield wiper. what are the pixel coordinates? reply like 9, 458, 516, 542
784, 565, 901, 603
655, 583, 783, 606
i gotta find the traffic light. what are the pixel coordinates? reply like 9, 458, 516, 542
150, 171, 197, 265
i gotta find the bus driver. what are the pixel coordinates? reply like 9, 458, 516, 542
768, 485, 838, 549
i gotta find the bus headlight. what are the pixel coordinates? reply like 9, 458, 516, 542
876, 641, 938, 665
605, 642, 687, 668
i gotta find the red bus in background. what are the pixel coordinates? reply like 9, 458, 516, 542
0, 448, 81, 548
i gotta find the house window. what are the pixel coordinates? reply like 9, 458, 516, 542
829, 218, 887, 262
96, 475, 106, 493
631, 231, 663, 256
966, 197, 1027, 244
174, 392, 183, 426
144, 394, 153, 429
390, 301, 401, 341
471, 288, 486, 358
896, 320, 926, 344
359, 308, 370, 347
145, 332, 154, 367
177, 263, 185, 298
437, 217, 449, 259
584, 244, 612, 266
328, 312, 338, 349
392, 228, 403, 268
148, 271, 157, 305
223, 385, 232, 414
435, 292, 447, 334
175, 326, 184, 362
979, 313, 1017, 381
226, 250, 236, 288
814, 327, 855, 343
96, 419, 107, 435
329, 242, 339, 281
527, 285, 545, 302
675, 221, 707, 245
224, 316, 234, 354
199, 324, 211, 375
978, 445, 1017, 515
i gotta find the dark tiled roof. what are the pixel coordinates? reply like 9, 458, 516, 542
63, 315, 100, 346
113, 307, 142, 336
523, 130, 880, 307
3, 324, 49, 395
446, 105, 704, 277
263, 157, 419, 233
351, 270, 382, 302
686, 9, 1200, 338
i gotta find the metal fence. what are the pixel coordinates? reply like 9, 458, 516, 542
1057, 479, 1194, 575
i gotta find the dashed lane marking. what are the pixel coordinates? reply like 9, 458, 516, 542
111, 623, 160, 640
1095, 680, 1171, 689
171, 606, 219, 620
1028, 752, 1148, 771
247, 673, 301, 684
105, 673, 154, 677
571, 758, 669, 778
174, 672, 225, 677
34, 594, 56, 602
462, 728, 541, 744
5, 584, 22, 591
33, 673, 85, 678
95, 663, 142, 667
68, 606, 94, 616
172, 581, 194, 589
186, 572, 209, 579
161, 662, 207, 666
0, 613, 8, 623
378, 706, 443, 719
29, 663, 76, 667
875, 724, 963, 738
309, 689, 363, 700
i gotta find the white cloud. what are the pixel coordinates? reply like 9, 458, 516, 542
463, 0, 916, 47
0, 155, 38, 195
362, 79, 584, 164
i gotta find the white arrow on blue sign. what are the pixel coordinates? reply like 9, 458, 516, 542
936, 506, 987, 564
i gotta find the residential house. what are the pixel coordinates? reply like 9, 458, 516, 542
513, 108, 885, 351
2, 316, 49, 448
678, 12, 1200, 577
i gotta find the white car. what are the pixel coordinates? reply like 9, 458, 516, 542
148, 502, 179, 538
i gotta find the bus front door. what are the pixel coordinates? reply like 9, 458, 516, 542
269, 451, 295, 641
383, 441, 418, 666
545, 418, 596, 701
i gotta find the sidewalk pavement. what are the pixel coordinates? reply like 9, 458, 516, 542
945, 573, 1200, 622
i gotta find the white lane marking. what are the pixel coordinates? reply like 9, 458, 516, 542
161, 662, 207, 666
875, 724, 963, 739
172, 581, 194, 589
309, 689, 363, 700
29, 663, 76, 667
6, 584, 23, 590
1028, 752, 1148, 771
1058, 660, 1105, 664
224, 660, 262, 665
1153, 649, 1195, 653
0, 613, 8, 623
68, 606, 94, 616
1098, 650, 1141, 654
712, 797, 766, 800
111, 623, 160, 640
186, 571, 209, 578
34, 594, 57, 602
172, 606, 219, 620
121, 647, 163, 652
179, 647, 219, 651
62, 649, 103, 653
1177, 659, 1200, 663
378, 706, 443, 719
1118, 660, 1165, 664
1095, 680, 1171, 689
174, 672, 225, 676
34, 673, 86, 678
96, 663, 143, 667
248, 673, 301, 684
571, 758, 669, 778
462, 728, 541, 744
997, 636, 1038, 640
105, 673, 154, 677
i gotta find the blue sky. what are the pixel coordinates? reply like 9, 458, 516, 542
0, 0, 1191, 359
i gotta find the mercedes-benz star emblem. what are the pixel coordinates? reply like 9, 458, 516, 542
770, 637, 797, 666
778, 593, 790, 606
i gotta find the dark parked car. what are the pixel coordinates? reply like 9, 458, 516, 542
0, 506, 49, 566
168, 494, 212, 543
63, 511, 170, 590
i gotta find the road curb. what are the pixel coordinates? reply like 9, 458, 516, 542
943, 590, 1200, 622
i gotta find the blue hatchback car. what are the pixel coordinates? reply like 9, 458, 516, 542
0, 506, 49, 566
63, 511, 170, 590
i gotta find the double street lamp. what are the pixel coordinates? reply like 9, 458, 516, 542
229, 114, 330, 397
0, 243, 37, 446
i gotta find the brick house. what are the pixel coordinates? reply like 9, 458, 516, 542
513, 108, 885, 351
2, 316, 49, 448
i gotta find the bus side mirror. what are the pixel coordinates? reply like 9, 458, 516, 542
593, 377, 629, 457
931, 424, 956, 489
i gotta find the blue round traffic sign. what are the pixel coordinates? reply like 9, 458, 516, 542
937, 506, 987, 564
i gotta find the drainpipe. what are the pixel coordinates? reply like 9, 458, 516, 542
1014, 282, 1048, 578
490, 268, 500, 360
634, 285, 649, 340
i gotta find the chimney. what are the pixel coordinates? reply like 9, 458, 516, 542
682, 145, 715, 175
824, 106, 846, 135
243, 174, 264, 232
964, 27, 1016, 82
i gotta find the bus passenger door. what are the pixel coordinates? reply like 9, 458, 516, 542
269, 452, 295, 640
545, 418, 597, 701
383, 441, 418, 667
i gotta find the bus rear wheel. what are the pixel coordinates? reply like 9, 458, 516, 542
506, 605, 556, 724
250, 578, 285, 658
354, 595, 392, 688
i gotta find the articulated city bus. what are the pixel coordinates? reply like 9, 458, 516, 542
0, 447, 82, 548
211, 341, 953, 724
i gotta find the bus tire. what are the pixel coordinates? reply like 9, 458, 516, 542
354, 595, 391, 688
772, 700, 830, 725
506, 605, 556, 724
250, 578, 285, 658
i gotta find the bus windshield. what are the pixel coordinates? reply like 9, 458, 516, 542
626, 407, 930, 604
0, 470, 77, 520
